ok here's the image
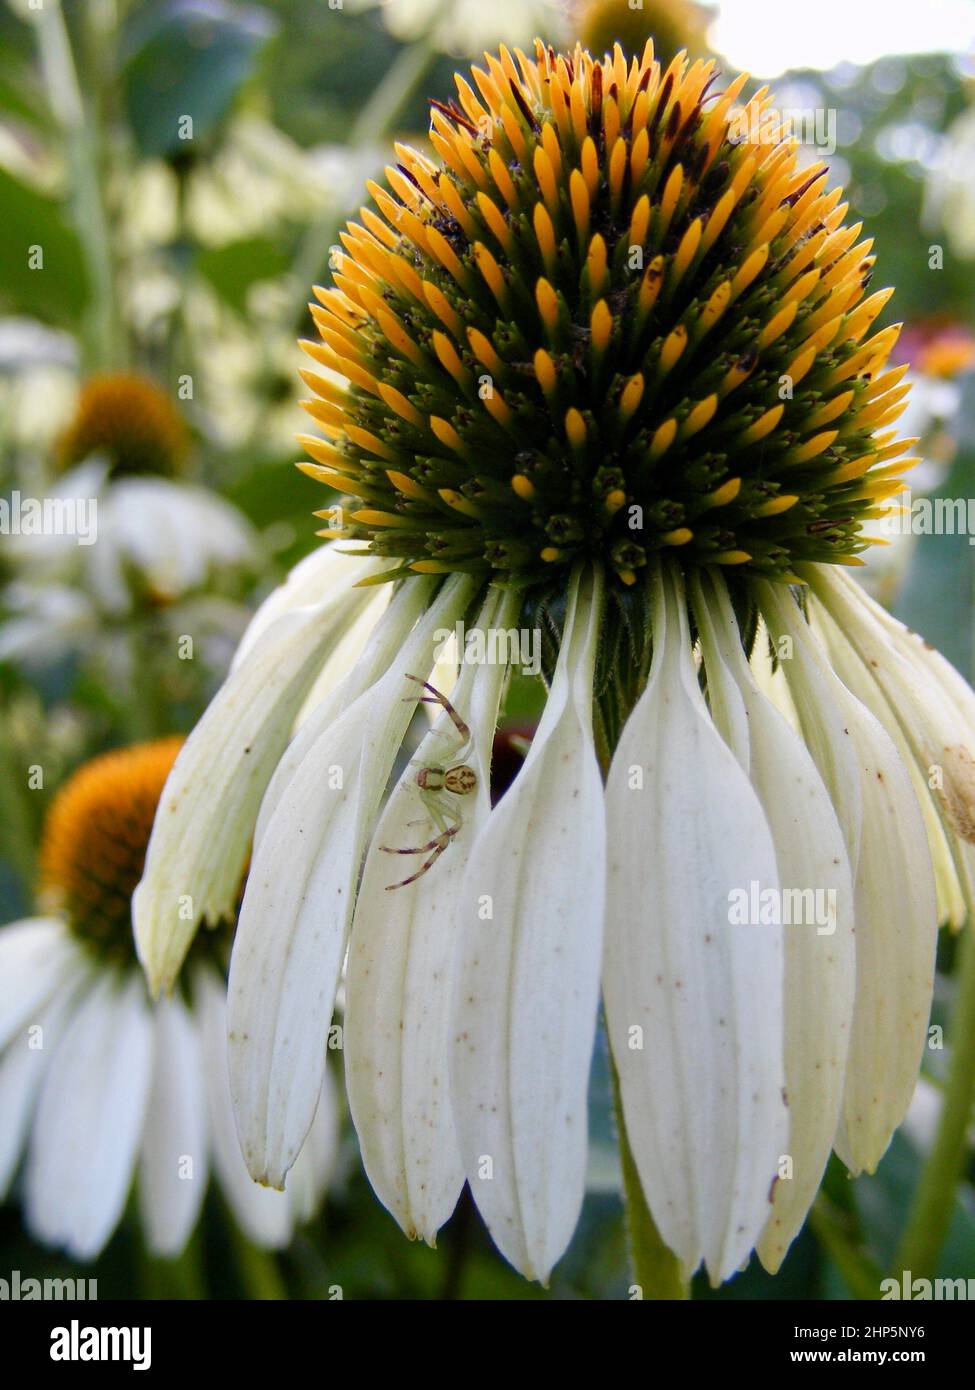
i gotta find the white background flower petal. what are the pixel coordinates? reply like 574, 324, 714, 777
138, 993, 209, 1257
0, 919, 82, 1051
0, 974, 84, 1197
26, 971, 153, 1260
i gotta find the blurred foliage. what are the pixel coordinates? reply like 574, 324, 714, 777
121, 1, 277, 158
896, 377, 975, 673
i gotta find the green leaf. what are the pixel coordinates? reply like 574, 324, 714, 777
853, 1129, 975, 1280
196, 236, 291, 313
0, 166, 88, 324
120, 0, 276, 158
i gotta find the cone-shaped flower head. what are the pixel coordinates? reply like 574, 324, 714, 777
302, 39, 912, 592
135, 39, 969, 1290
58, 372, 189, 478
39, 739, 187, 958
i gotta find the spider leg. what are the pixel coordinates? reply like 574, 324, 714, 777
403, 673, 471, 741
385, 837, 449, 890
379, 824, 459, 855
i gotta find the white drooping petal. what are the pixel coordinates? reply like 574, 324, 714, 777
233, 542, 383, 669
750, 623, 802, 733
295, 587, 391, 731
138, 993, 208, 1258
604, 562, 787, 1284
283, 1060, 339, 1227
195, 967, 292, 1248
811, 565, 975, 913
253, 574, 436, 844
345, 586, 515, 1246
134, 547, 383, 995
449, 566, 606, 1283
810, 594, 965, 929
0, 919, 83, 1051
759, 578, 937, 1174
26, 971, 153, 1260
0, 973, 84, 1197
690, 573, 855, 1275
228, 574, 477, 1188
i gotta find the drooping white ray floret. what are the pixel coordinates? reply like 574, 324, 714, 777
809, 565, 975, 915
344, 585, 518, 1247
228, 574, 477, 1188
605, 561, 788, 1284
690, 571, 855, 1275
759, 578, 937, 1174
134, 545, 384, 994
449, 564, 607, 1283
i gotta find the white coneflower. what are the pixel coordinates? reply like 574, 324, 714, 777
2, 372, 257, 631
136, 41, 975, 1287
0, 739, 334, 1262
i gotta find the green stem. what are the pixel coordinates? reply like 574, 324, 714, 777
609, 1049, 689, 1299
286, 35, 438, 322
229, 1223, 288, 1300
35, 0, 125, 370
247, 33, 440, 458
893, 922, 975, 1279
124, 617, 168, 740
350, 33, 438, 147
137, 1228, 207, 1300
0, 733, 39, 896
809, 1196, 881, 1300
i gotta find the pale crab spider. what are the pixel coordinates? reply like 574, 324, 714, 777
381, 673, 477, 890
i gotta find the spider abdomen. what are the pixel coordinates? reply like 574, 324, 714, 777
444, 765, 477, 795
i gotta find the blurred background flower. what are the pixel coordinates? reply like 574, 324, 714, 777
0, 739, 335, 1286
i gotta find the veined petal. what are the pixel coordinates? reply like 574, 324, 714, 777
134, 549, 382, 995
254, 575, 437, 844
233, 543, 387, 669
26, 971, 153, 1260
345, 586, 516, 1245
228, 574, 478, 1188
810, 595, 965, 929
195, 967, 292, 1248
0, 919, 83, 1051
604, 561, 787, 1284
449, 565, 606, 1283
690, 572, 855, 1274
810, 565, 975, 914
758, 578, 937, 1174
284, 1059, 339, 1227
295, 588, 391, 731
138, 993, 208, 1258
